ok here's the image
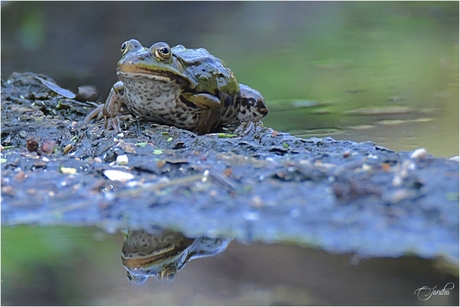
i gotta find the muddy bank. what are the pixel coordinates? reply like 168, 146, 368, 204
1, 72, 458, 265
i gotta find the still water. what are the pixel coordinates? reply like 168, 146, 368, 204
1, 1, 458, 305
2, 226, 458, 305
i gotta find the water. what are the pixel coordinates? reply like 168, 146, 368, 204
264, 99, 458, 157
2, 226, 457, 305
1, 2, 458, 305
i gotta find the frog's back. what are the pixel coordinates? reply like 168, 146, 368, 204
173, 45, 238, 94
173, 46, 232, 76
172, 45, 214, 63
172, 44, 268, 127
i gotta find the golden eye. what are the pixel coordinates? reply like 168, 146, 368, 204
156, 46, 170, 59
153, 43, 171, 61
159, 265, 177, 282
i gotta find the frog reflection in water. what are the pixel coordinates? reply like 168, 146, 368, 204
85, 39, 268, 134
121, 228, 231, 284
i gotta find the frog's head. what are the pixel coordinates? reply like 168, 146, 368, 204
121, 229, 194, 284
116, 39, 195, 87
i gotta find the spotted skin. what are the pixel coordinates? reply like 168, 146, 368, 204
119, 73, 201, 130
85, 39, 269, 134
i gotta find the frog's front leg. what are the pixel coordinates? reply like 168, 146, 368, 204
182, 93, 221, 134
101, 81, 128, 131
85, 81, 128, 131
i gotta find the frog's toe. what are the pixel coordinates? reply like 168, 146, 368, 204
233, 121, 255, 135
84, 105, 104, 122
106, 117, 122, 131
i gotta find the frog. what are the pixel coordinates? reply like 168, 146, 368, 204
84, 39, 268, 134
121, 228, 231, 284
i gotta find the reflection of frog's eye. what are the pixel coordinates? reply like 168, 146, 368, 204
155, 46, 171, 61
159, 266, 177, 283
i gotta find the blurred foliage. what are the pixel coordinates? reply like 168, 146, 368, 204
18, 6, 45, 51
1, 226, 121, 304
1, 2, 457, 153
224, 2, 458, 106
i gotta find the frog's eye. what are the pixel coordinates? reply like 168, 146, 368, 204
121, 39, 142, 54
121, 42, 128, 53
154, 44, 171, 61
159, 265, 177, 283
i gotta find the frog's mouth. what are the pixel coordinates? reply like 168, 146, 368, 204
117, 66, 187, 85
122, 244, 187, 269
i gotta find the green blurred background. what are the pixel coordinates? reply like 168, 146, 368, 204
2, 1, 458, 157
1, 1, 458, 305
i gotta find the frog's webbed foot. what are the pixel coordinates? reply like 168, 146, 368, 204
105, 116, 122, 131
232, 120, 265, 136
107, 113, 136, 131
84, 105, 125, 132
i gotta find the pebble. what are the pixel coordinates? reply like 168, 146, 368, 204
116, 154, 129, 165
410, 148, 427, 159
104, 169, 135, 182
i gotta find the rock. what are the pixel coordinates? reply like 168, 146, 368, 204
1, 72, 458, 266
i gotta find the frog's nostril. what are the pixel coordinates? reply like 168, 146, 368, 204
138, 55, 145, 60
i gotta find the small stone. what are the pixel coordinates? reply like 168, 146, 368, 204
60, 167, 77, 174
40, 138, 56, 154
410, 148, 427, 159
26, 136, 39, 152
118, 141, 137, 154
116, 154, 129, 165
75, 85, 99, 102
104, 170, 135, 182
63, 144, 74, 155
